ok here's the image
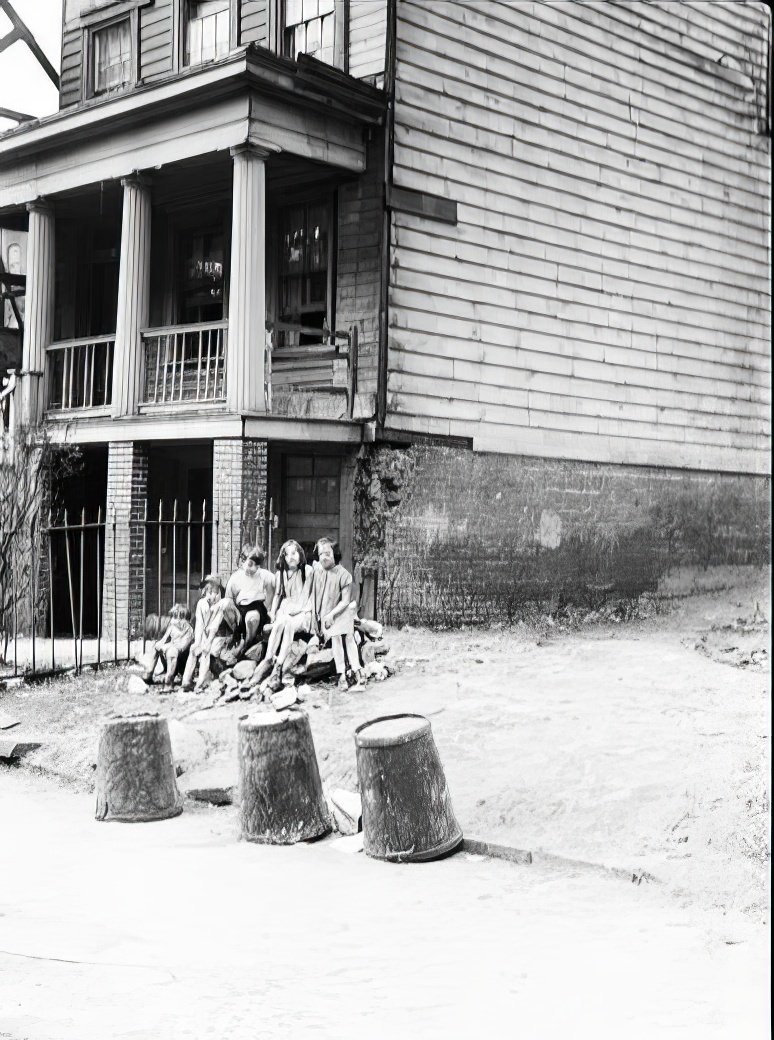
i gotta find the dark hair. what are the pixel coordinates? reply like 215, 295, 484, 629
314, 537, 341, 565
240, 543, 265, 566
276, 539, 307, 573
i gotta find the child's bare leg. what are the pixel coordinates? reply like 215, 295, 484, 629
182, 650, 198, 688
331, 634, 349, 689
343, 633, 363, 677
163, 648, 179, 685
275, 615, 307, 668
243, 610, 261, 651
142, 650, 161, 684
196, 652, 213, 689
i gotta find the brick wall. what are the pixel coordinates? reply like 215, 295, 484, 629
212, 437, 268, 574
103, 441, 148, 637
355, 444, 771, 626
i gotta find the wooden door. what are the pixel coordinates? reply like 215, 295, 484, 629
282, 454, 341, 560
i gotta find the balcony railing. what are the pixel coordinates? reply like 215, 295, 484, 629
45, 336, 114, 411
141, 321, 227, 405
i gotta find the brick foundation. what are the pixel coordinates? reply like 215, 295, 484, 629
355, 444, 771, 627
211, 438, 268, 574
103, 441, 148, 638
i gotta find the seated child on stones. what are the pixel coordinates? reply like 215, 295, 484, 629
225, 544, 276, 652
181, 574, 225, 691
193, 585, 242, 691
252, 539, 314, 693
143, 602, 194, 688
311, 538, 365, 693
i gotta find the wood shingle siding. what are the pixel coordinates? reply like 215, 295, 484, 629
348, 0, 387, 82
387, 0, 771, 474
59, 26, 83, 108
240, 0, 269, 47
140, 0, 174, 82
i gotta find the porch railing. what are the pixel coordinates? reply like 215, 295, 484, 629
45, 335, 114, 411
141, 321, 227, 405
268, 323, 358, 417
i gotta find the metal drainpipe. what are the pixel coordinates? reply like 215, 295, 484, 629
377, 0, 398, 432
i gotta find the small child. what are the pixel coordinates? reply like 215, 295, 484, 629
310, 538, 365, 693
181, 574, 224, 691
143, 603, 194, 689
225, 544, 276, 652
193, 585, 242, 692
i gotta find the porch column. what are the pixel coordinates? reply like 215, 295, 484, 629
20, 199, 55, 427
228, 144, 268, 413
112, 174, 151, 418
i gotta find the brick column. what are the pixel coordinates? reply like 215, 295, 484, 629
103, 442, 148, 639
20, 200, 54, 426
112, 174, 151, 418
212, 438, 267, 574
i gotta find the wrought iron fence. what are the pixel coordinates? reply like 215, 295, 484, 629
0, 498, 268, 679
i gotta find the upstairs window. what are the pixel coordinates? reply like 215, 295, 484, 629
277, 198, 332, 348
185, 0, 230, 66
283, 0, 336, 65
92, 18, 132, 94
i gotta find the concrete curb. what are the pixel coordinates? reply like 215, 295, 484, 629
462, 837, 658, 886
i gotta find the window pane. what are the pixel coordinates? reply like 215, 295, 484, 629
94, 20, 131, 94
285, 0, 303, 26
306, 16, 321, 54
287, 456, 313, 477
302, 0, 318, 22
314, 456, 339, 477
319, 0, 335, 15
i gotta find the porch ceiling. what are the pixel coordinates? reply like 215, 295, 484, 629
0, 47, 385, 216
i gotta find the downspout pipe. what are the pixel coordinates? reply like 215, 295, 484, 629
377, 0, 397, 432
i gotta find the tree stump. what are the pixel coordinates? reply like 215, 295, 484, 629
238, 709, 331, 844
95, 714, 182, 822
355, 714, 462, 862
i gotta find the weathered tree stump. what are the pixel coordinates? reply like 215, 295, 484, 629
355, 714, 462, 862
238, 709, 331, 844
95, 714, 182, 822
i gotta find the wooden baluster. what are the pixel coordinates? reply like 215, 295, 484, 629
204, 327, 212, 400
106, 340, 113, 407
196, 328, 203, 401
153, 335, 161, 404
178, 332, 184, 401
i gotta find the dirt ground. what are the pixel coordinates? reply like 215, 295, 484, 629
0, 565, 770, 1037
2, 565, 769, 919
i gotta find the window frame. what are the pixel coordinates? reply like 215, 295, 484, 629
79, 2, 148, 100
177, 0, 237, 70
277, 0, 347, 72
273, 192, 336, 352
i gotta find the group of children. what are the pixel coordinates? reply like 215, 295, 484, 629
143, 538, 367, 696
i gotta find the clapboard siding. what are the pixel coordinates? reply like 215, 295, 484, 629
387, 0, 771, 474
240, 0, 269, 46
59, 26, 83, 108
336, 135, 384, 395
140, 0, 174, 82
348, 0, 387, 82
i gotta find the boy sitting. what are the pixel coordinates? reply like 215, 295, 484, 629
225, 544, 276, 653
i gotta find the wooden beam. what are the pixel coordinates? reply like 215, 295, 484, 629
387, 183, 457, 225
0, 106, 34, 123
0, 0, 60, 88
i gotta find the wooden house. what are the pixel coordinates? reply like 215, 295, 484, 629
0, 0, 769, 631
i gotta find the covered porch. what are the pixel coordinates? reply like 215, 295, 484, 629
0, 47, 385, 430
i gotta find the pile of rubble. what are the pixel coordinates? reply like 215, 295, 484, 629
131, 624, 392, 710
